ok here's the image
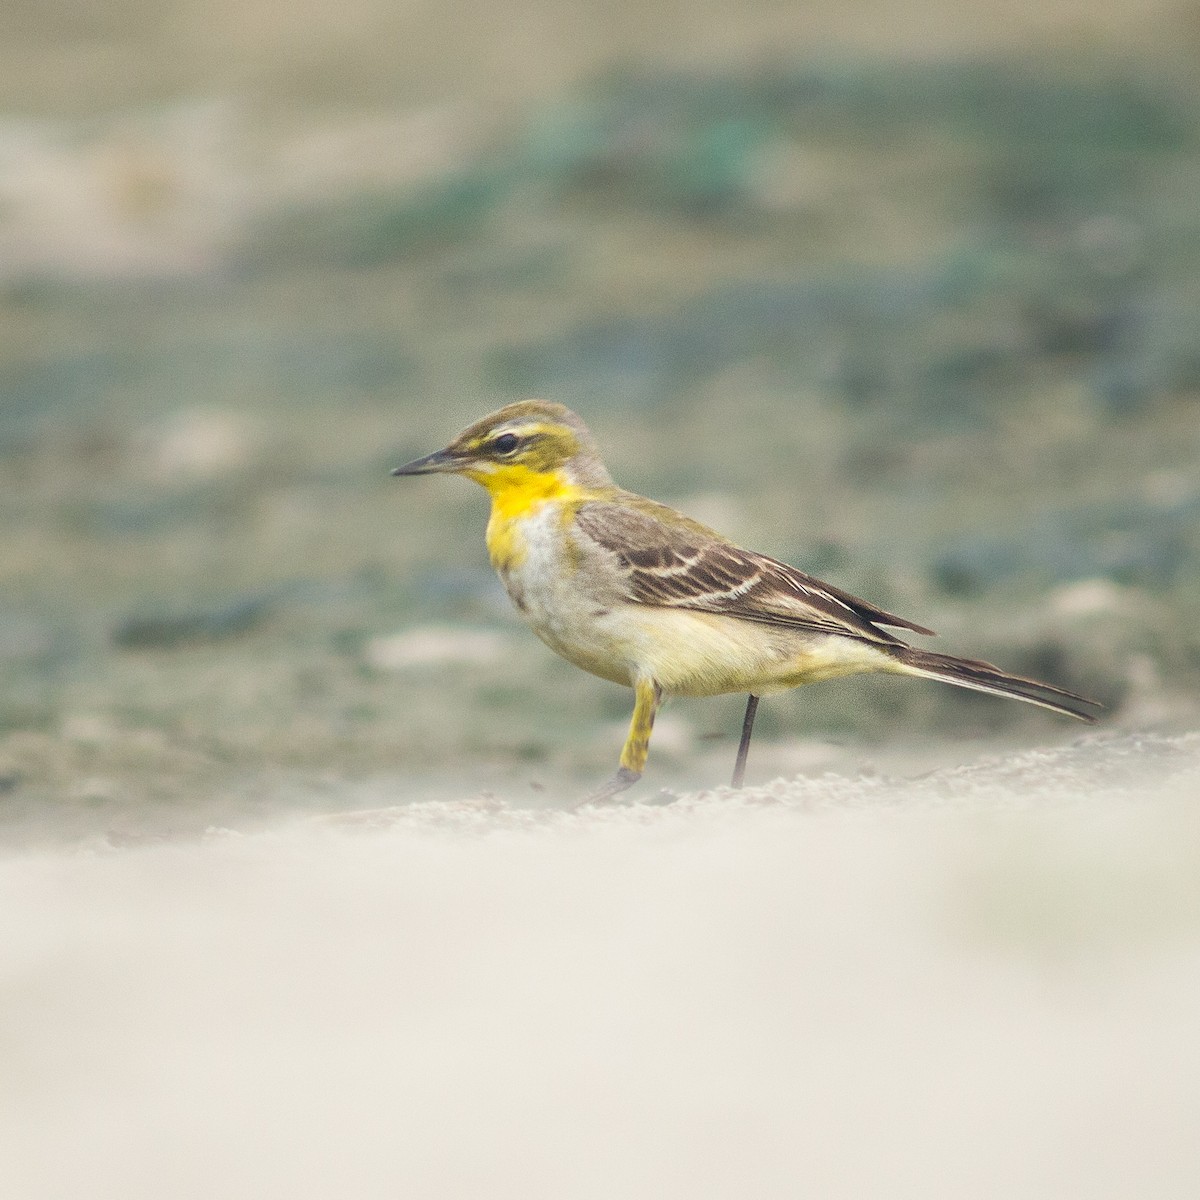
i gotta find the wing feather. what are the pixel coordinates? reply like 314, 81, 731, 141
575, 498, 934, 646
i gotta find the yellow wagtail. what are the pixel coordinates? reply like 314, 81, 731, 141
393, 400, 1100, 801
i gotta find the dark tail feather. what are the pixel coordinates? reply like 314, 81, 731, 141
886, 646, 1102, 723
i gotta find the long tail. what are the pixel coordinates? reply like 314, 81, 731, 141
885, 646, 1102, 722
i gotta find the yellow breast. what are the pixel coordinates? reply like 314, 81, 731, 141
471, 463, 582, 572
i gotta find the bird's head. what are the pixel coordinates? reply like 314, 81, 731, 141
392, 400, 613, 494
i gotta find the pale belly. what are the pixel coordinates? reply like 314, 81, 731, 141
584, 605, 892, 697
493, 535, 632, 686
491, 508, 890, 696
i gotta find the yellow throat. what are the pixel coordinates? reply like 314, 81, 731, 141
470, 463, 582, 572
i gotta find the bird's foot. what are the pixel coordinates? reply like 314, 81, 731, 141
571, 766, 641, 810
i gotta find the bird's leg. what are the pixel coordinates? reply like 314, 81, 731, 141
575, 677, 660, 807
731, 694, 759, 789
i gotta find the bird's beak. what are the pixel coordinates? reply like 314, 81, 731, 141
390, 447, 463, 476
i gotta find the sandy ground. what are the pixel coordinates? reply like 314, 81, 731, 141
3, 732, 1198, 1198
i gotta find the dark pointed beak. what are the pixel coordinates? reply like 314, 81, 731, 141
391, 447, 462, 476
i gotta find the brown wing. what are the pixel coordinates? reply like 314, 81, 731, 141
575, 497, 934, 646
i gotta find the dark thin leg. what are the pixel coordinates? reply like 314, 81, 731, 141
731, 694, 759, 789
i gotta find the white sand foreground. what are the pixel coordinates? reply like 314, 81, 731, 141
3, 732, 1199, 1198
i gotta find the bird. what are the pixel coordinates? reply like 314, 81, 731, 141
392, 400, 1100, 803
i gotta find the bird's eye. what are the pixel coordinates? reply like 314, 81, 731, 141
492, 433, 520, 456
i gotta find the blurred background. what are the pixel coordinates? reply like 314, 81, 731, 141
5, 10, 1200, 1197
3, 0, 1199, 840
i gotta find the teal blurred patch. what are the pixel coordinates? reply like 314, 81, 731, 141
932, 494, 1200, 594
113, 596, 272, 649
